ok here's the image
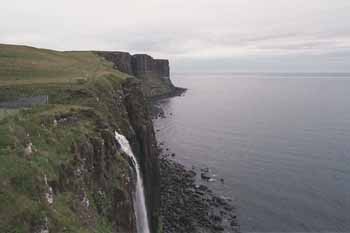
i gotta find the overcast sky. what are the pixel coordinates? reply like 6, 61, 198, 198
1, 0, 350, 72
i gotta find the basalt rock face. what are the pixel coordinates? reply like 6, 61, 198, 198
122, 78, 160, 233
53, 79, 161, 233
99, 52, 134, 75
63, 130, 137, 233
97, 52, 176, 98
131, 54, 170, 78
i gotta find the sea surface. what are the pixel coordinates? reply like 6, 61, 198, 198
154, 73, 350, 233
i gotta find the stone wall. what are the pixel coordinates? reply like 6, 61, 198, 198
0, 95, 48, 109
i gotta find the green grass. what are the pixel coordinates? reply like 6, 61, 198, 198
0, 44, 129, 87
0, 105, 108, 232
0, 44, 133, 232
0, 44, 130, 128
0, 109, 19, 120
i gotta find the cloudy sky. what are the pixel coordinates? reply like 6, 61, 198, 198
1, 0, 350, 72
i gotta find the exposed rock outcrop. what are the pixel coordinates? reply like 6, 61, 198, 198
65, 130, 137, 233
122, 78, 160, 233
98, 51, 134, 75
160, 158, 240, 233
97, 52, 183, 98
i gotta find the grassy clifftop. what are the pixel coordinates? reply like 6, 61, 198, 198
0, 44, 156, 233
0, 44, 129, 87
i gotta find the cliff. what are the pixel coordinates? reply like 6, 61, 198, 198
96, 52, 181, 98
0, 44, 160, 233
123, 79, 160, 232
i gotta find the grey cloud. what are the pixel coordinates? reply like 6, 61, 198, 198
257, 40, 341, 51
1, 0, 350, 72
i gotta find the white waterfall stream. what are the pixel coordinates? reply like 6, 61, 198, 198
115, 131, 150, 233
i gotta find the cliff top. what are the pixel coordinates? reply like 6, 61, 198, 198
0, 44, 129, 87
0, 44, 152, 233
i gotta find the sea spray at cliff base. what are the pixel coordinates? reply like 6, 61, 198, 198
115, 131, 150, 233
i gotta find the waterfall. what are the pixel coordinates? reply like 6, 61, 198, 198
115, 131, 150, 233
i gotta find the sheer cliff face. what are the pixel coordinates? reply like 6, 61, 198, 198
98, 51, 134, 75
97, 52, 175, 98
123, 79, 160, 232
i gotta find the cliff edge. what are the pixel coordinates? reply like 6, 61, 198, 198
0, 44, 160, 233
96, 51, 185, 98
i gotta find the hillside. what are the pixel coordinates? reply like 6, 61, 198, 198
0, 44, 129, 86
0, 44, 161, 233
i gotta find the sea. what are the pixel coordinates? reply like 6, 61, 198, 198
154, 73, 350, 233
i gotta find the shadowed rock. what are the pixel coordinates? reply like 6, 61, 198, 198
96, 51, 186, 98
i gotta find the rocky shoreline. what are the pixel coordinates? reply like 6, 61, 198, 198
159, 156, 240, 233
150, 87, 187, 119
150, 87, 187, 102
151, 86, 239, 233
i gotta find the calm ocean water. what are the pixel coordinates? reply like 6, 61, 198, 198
154, 73, 350, 232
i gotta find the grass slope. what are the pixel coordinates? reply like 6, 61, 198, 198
0, 44, 128, 87
0, 44, 134, 232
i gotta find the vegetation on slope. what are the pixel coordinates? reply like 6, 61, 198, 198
0, 44, 128, 86
0, 44, 138, 232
